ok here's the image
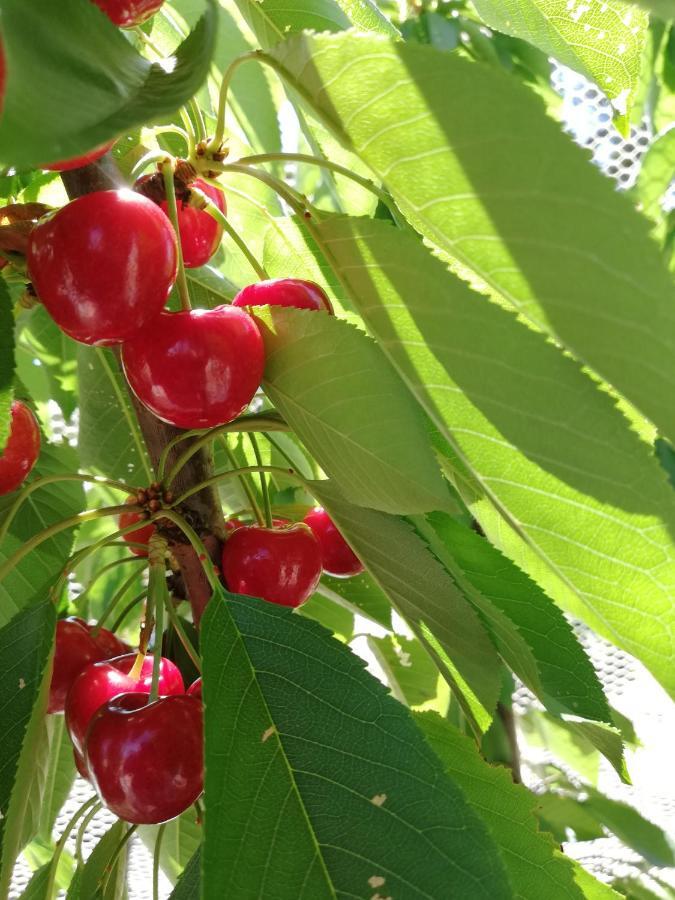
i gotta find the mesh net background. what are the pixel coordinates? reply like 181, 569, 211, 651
9, 60, 675, 899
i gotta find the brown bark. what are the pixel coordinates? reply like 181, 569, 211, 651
61, 158, 224, 626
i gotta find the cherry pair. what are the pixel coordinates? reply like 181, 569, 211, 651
221, 508, 363, 608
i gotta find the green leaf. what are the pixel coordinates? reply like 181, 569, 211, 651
0, 601, 55, 899
571, 862, 624, 899
67, 821, 128, 900
201, 589, 512, 900
560, 720, 629, 782
472, 0, 648, 131
310, 479, 503, 733
77, 348, 152, 484
169, 847, 201, 900
0, 0, 217, 169
15, 306, 78, 423
0, 277, 14, 448
633, 127, 675, 226
632, 0, 675, 18
307, 214, 675, 700
255, 306, 450, 514
535, 793, 605, 843
368, 634, 440, 706
263, 32, 675, 450
417, 712, 584, 900
34, 717, 76, 844
316, 572, 392, 630
581, 787, 675, 867
422, 511, 611, 723
0, 441, 85, 627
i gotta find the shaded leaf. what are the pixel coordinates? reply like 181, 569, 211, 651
0, 278, 14, 447
201, 589, 511, 899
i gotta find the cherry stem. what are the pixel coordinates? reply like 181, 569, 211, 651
159, 412, 288, 487
179, 108, 198, 159
160, 159, 192, 312
222, 438, 264, 526
129, 650, 147, 682
147, 534, 169, 703
0, 504, 143, 587
0, 473, 135, 546
155, 508, 220, 592
206, 161, 311, 218
170, 464, 306, 509
75, 802, 102, 866
198, 192, 268, 280
93, 566, 147, 633
110, 590, 146, 633
153, 824, 167, 900
237, 152, 401, 221
99, 824, 138, 896
78, 556, 145, 620
208, 52, 259, 153
248, 433, 273, 528
164, 591, 202, 673
44, 795, 99, 900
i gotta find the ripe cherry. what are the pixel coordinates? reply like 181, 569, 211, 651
42, 141, 114, 172
119, 499, 155, 557
137, 176, 225, 269
222, 523, 322, 608
66, 652, 184, 755
121, 306, 264, 429
187, 677, 202, 699
86, 693, 203, 825
0, 401, 40, 496
303, 507, 364, 577
233, 278, 333, 313
74, 747, 90, 781
48, 619, 104, 714
27, 190, 177, 345
92, 0, 165, 27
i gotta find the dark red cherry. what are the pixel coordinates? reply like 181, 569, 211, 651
74, 747, 90, 781
232, 278, 333, 313
42, 141, 114, 172
86, 693, 203, 824
66, 652, 184, 755
27, 190, 177, 345
303, 507, 364, 577
222, 523, 322, 608
0, 401, 40, 496
48, 618, 104, 714
92, 0, 165, 27
121, 306, 264, 429
87, 625, 129, 659
187, 677, 202, 699
119, 499, 154, 557
159, 178, 225, 269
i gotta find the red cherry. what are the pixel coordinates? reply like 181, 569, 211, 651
222, 523, 322, 608
92, 0, 165, 27
66, 652, 184, 754
27, 190, 177, 345
232, 278, 333, 314
187, 677, 202, 699
303, 507, 364, 577
121, 306, 264, 429
74, 747, 90, 781
86, 693, 203, 824
224, 517, 245, 534
137, 177, 225, 269
42, 141, 114, 172
48, 618, 103, 714
119, 499, 154, 557
87, 625, 130, 659
0, 401, 40, 496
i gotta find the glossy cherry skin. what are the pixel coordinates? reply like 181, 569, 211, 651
222, 523, 322, 608
66, 653, 184, 755
87, 625, 129, 659
233, 278, 333, 314
27, 190, 177, 345
121, 306, 264, 429
119, 499, 154, 557
92, 0, 165, 27
303, 507, 364, 578
48, 619, 105, 714
42, 141, 114, 172
187, 677, 202, 699
0, 401, 40, 495
158, 178, 225, 269
86, 693, 203, 825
